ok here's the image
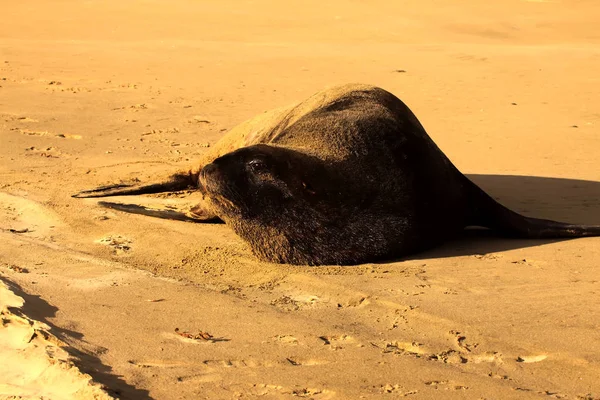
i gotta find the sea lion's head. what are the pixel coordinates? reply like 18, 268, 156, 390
198, 144, 382, 265
199, 144, 328, 223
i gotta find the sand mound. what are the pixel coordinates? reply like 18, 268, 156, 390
0, 280, 113, 400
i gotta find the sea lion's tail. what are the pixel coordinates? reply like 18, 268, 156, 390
466, 178, 600, 238
72, 172, 197, 198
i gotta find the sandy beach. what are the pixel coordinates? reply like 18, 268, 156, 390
1, 0, 600, 398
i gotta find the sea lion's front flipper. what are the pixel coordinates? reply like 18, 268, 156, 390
189, 203, 220, 221
72, 172, 197, 198
98, 201, 221, 223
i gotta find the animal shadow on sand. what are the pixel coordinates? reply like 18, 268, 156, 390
1, 278, 152, 400
416, 174, 600, 260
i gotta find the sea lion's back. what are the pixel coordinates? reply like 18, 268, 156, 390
269, 84, 428, 160
203, 84, 399, 163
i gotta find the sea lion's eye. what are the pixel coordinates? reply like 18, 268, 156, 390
248, 159, 268, 173
302, 181, 316, 195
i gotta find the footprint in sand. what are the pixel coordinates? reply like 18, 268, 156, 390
201, 359, 274, 368
95, 235, 133, 255
271, 335, 299, 345
449, 330, 478, 352
318, 334, 358, 349
3, 264, 30, 274
381, 384, 418, 396
130, 103, 149, 110
163, 328, 229, 345
173, 373, 222, 383
247, 384, 335, 399
516, 354, 548, 363
270, 294, 319, 311
25, 146, 62, 158
13, 127, 82, 139
1, 114, 37, 123
424, 380, 469, 390
285, 357, 329, 366
17, 116, 38, 123
377, 339, 501, 365
272, 274, 370, 310
290, 387, 335, 399
380, 341, 428, 357
473, 253, 503, 260
469, 352, 503, 364
511, 259, 546, 268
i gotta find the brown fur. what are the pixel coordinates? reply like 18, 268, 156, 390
74, 84, 600, 265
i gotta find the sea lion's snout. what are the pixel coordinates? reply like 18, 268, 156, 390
199, 162, 226, 192
200, 163, 219, 181
199, 158, 249, 214
199, 146, 300, 218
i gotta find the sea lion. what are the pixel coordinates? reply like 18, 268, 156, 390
73, 83, 600, 265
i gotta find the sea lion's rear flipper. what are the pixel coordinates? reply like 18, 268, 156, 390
466, 178, 600, 238
72, 172, 197, 198
98, 201, 221, 223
